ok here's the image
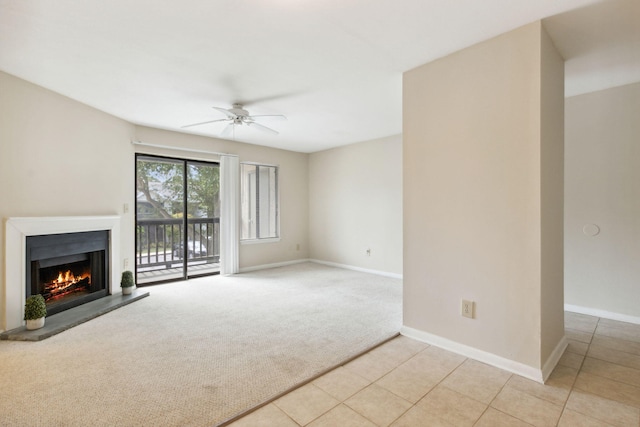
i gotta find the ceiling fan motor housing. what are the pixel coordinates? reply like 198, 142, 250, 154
230, 104, 250, 118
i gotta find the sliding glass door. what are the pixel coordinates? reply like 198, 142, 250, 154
184, 161, 220, 277
135, 155, 220, 285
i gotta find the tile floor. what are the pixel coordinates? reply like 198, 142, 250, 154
229, 312, 640, 426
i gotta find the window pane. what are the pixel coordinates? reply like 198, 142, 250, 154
136, 157, 184, 219
187, 162, 220, 263
241, 163, 278, 240
259, 166, 278, 238
241, 164, 257, 240
135, 156, 185, 282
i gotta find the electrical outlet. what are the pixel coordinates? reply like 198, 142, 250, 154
461, 300, 474, 319
124, 258, 129, 269
123, 203, 129, 214
366, 248, 371, 256
296, 244, 300, 251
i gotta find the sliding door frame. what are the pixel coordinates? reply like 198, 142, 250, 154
135, 153, 220, 285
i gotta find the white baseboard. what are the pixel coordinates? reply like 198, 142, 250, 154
541, 336, 568, 382
401, 326, 546, 383
309, 259, 403, 279
239, 259, 310, 273
565, 304, 640, 325
238, 258, 403, 280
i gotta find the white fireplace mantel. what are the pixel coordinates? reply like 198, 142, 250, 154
4, 216, 121, 331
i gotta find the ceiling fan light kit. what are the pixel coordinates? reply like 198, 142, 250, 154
182, 103, 286, 136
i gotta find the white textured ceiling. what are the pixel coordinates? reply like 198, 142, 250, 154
1, 0, 637, 153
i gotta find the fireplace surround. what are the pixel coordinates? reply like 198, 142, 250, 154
4, 216, 121, 331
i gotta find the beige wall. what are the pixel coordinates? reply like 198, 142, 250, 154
0, 71, 309, 330
565, 82, 640, 320
308, 135, 403, 276
0, 71, 136, 329
403, 22, 564, 374
539, 26, 566, 363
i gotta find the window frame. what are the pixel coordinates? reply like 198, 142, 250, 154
240, 161, 280, 244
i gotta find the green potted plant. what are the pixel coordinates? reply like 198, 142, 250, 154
24, 294, 47, 330
121, 270, 135, 295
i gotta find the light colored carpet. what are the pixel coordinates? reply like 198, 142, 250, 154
0, 262, 402, 426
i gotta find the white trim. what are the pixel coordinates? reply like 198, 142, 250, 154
309, 259, 403, 280
238, 259, 403, 279
400, 326, 545, 383
240, 237, 281, 245
4, 216, 121, 332
239, 259, 309, 273
541, 336, 568, 382
131, 140, 238, 157
240, 160, 279, 168
565, 304, 640, 325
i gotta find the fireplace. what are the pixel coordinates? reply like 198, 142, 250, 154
26, 230, 110, 316
4, 216, 120, 332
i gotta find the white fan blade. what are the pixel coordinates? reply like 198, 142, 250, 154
181, 118, 228, 129
250, 114, 287, 121
220, 123, 234, 138
248, 121, 279, 135
212, 107, 237, 119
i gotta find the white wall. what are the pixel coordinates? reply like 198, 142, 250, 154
565, 82, 640, 322
309, 135, 403, 276
403, 22, 564, 379
0, 71, 309, 330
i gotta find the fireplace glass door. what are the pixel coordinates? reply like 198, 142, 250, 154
135, 155, 220, 284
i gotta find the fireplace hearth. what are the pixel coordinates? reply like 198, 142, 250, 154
26, 231, 109, 316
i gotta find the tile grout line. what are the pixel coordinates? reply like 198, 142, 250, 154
378, 345, 435, 426
307, 340, 434, 427
472, 372, 518, 426
391, 349, 472, 426
379, 346, 447, 427
577, 318, 640, 394
556, 317, 599, 425
406, 355, 493, 427
355, 343, 471, 426
360, 344, 437, 426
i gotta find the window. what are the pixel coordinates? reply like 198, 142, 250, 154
241, 163, 279, 241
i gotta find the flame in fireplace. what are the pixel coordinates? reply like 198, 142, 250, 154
57, 270, 76, 284
44, 270, 91, 302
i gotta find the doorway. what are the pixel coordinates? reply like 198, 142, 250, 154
135, 154, 220, 285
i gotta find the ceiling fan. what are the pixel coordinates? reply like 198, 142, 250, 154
182, 103, 286, 137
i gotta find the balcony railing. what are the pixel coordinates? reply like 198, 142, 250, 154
136, 217, 220, 272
